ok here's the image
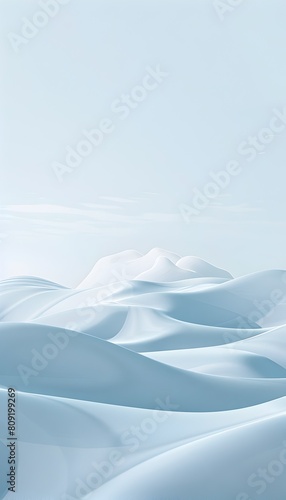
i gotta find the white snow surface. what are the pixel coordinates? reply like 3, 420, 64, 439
1, 249, 286, 499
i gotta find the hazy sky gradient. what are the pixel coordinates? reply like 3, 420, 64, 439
1, 0, 286, 286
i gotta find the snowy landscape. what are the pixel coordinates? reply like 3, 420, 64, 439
1, 248, 286, 499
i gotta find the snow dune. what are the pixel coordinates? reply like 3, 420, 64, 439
1, 249, 286, 499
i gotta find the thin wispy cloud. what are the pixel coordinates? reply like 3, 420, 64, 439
100, 196, 137, 204
208, 202, 263, 213
0, 202, 179, 237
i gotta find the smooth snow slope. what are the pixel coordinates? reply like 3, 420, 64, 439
1, 249, 286, 499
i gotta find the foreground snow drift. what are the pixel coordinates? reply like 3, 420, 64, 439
1, 249, 286, 499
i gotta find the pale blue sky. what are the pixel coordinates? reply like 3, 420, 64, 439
1, 0, 286, 286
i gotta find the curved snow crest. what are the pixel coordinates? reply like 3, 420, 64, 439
77, 248, 233, 288
1, 249, 286, 499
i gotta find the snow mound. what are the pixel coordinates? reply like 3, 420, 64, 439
1, 250, 286, 499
